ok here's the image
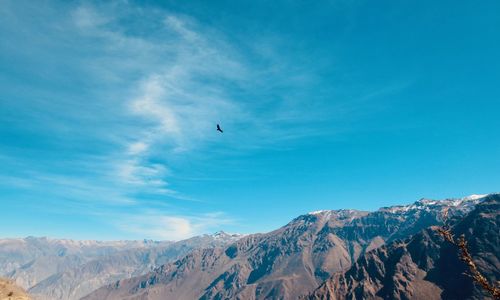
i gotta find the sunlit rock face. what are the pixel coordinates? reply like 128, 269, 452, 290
0, 277, 31, 300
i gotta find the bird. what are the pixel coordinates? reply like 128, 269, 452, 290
216, 124, 223, 133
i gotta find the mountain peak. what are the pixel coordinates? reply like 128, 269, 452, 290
306, 209, 364, 217
209, 231, 243, 240
379, 194, 492, 214
461, 194, 488, 200
308, 210, 330, 215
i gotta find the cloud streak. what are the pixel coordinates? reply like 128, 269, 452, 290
0, 0, 413, 240
1, 1, 251, 240
114, 211, 234, 241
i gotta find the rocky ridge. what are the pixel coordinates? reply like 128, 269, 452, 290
308, 194, 499, 299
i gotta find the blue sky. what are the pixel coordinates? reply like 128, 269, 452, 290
1, 0, 499, 240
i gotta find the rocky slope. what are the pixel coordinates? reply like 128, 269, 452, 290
0, 278, 31, 300
83, 195, 489, 300
0, 232, 241, 300
308, 194, 499, 300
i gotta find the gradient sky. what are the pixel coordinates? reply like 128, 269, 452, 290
1, 0, 499, 240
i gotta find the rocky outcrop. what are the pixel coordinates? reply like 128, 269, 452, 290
0, 277, 31, 300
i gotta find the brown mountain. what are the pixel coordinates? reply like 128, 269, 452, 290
0, 278, 31, 300
83, 195, 488, 300
308, 194, 499, 300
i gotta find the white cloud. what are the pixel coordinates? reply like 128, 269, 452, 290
129, 76, 182, 139
117, 159, 169, 187
1, 1, 409, 240
127, 141, 149, 155
164, 15, 199, 42
73, 5, 111, 29
116, 211, 234, 240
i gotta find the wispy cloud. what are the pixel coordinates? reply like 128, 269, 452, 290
0, 0, 412, 240
0, 1, 251, 239
114, 211, 234, 241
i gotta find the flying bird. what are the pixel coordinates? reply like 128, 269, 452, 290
216, 124, 223, 133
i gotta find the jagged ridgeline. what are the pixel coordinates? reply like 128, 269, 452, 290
0, 195, 497, 300
76, 194, 498, 300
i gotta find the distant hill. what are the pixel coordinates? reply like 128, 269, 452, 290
0, 232, 241, 300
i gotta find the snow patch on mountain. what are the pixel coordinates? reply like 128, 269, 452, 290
308, 210, 330, 215
461, 194, 488, 201
208, 231, 244, 240
381, 194, 490, 214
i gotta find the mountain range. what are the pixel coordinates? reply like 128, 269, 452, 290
0, 232, 241, 300
1, 194, 497, 300
83, 194, 498, 300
